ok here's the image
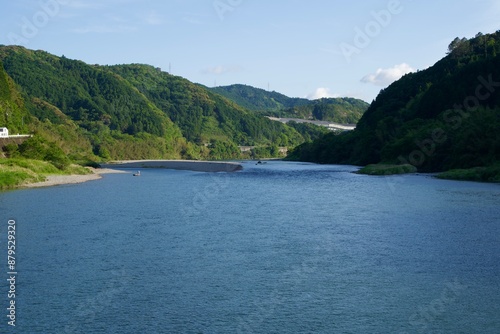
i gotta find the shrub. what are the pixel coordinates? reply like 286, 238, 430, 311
3, 144, 19, 158
18, 136, 70, 169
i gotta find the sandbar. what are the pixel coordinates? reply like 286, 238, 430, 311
23, 160, 242, 189
24, 168, 126, 188
101, 160, 243, 173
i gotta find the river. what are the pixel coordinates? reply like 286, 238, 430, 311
1, 161, 499, 333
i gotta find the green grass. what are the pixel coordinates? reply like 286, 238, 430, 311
1, 158, 60, 174
0, 169, 44, 188
0, 158, 92, 189
436, 165, 500, 183
357, 164, 418, 176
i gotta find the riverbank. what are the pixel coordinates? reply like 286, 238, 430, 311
436, 165, 500, 183
101, 160, 243, 173
27, 160, 244, 188
356, 164, 417, 176
1, 159, 243, 191
356, 163, 500, 183
0, 159, 98, 190
24, 168, 126, 188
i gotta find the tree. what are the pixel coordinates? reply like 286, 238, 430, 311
447, 37, 469, 56
448, 37, 462, 54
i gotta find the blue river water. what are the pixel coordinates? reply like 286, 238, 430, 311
1, 160, 499, 333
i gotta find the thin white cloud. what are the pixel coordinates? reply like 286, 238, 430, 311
71, 25, 137, 34
63, 0, 104, 10
202, 65, 242, 75
182, 12, 208, 25
144, 11, 165, 26
68, 0, 141, 7
306, 88, 340, 100
361, 63, 415, 87
183, 17, 204, 25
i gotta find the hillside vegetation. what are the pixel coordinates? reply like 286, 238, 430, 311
0, 46, 186, 161
288, 31, 500, 181
209, 84, 368, 123
0, 58, 31, 135
0, 46, 326, 166
106, 65, 307, 151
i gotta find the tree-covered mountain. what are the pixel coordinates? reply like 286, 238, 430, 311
0, 58, 30, 135
278, 97, 368, 124
209, 84, 309, 111
0, 46, 188, 161
105, 65, 305, 149
208, 84, 369, 123
0, 59, 92, 169
0, 46, 324, 162
288, 31, 500, 179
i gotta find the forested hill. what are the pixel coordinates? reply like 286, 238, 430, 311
0, 46, 322, 161
209, 84, 309, 111
209, 84, 369, 124
105, 65, 304, 147
0, 58, 30, 135
288, 31, 500, 176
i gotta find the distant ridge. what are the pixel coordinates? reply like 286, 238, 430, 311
208, 84, 308, 111
208, 84, 369, 124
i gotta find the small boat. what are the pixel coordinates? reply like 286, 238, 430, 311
256, 160, 267, 165
133, 171, 141, 176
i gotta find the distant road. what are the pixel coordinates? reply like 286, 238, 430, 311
266, 117, 356, 131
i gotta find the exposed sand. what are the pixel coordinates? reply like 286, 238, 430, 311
23, 160, 242, 189
101, 160, 243, 173
24, 168, 126, 189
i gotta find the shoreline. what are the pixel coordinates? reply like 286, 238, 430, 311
23, 168, 127, 189
101, 160, 243, 173
23, 160, 243, 189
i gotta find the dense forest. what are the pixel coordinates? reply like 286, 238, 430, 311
278, 97, 368, 124
209, 84, 310, 112
0, 47, 186, 161
0, 46, 328, 162
289, 31, 500, 180
106, 65, 307, 149
209, 84, 368, 123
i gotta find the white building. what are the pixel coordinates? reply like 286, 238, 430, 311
0, 127, 8, 138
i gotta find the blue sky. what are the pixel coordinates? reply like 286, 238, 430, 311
1, 0, 499, 102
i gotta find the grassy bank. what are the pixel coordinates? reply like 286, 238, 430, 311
356, 162, 500, 183
356, 164, 417, 176
0, 158, 91, 190
436, 165, 500, 183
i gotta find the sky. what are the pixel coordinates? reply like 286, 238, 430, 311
1, 0, 499, 103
